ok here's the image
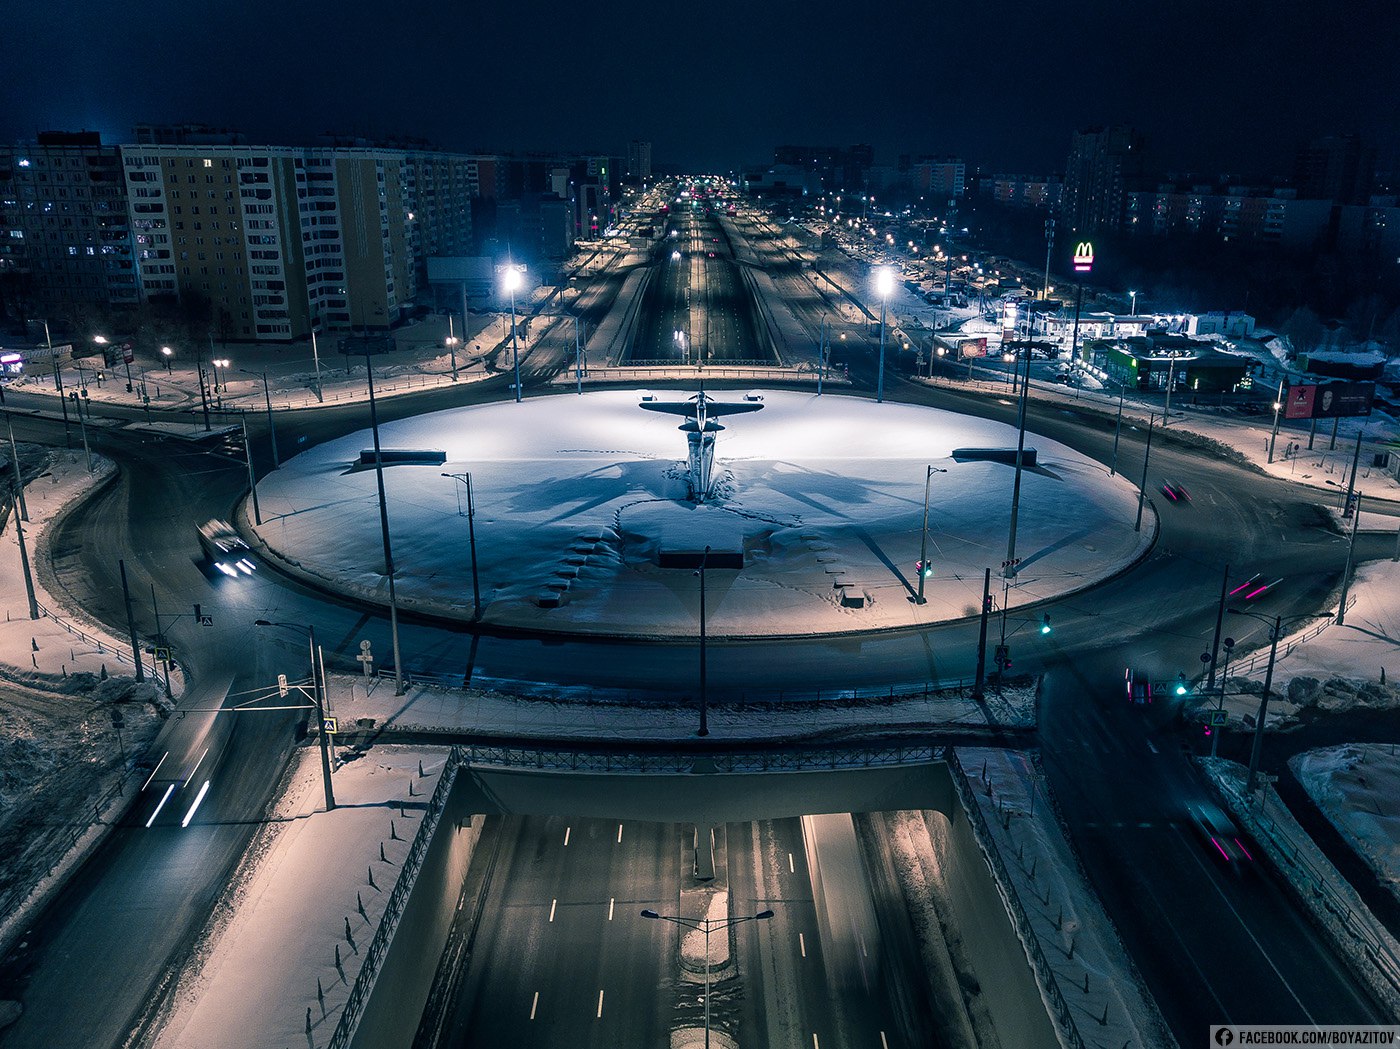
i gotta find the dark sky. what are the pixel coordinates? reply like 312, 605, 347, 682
6, 0, 1398, 176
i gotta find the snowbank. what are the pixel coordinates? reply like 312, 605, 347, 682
1292, 745, 1400, 904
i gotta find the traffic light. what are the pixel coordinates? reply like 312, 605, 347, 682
994, 644, 1011, 670
983, 594, 994, 614
915, 560, 934, 579
1174, 672, 1189, 696
1040, 614, 1052, 635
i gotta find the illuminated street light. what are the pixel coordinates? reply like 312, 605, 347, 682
503, 264, 525, 403
160, 345, 173, 373
876, 266, 894, 403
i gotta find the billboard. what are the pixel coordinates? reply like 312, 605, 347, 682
959, 337, 988, 358
1283, 382, 1375, 420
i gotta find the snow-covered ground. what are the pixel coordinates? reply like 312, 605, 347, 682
153, 746, 451, 1049
249, 389, 1150, 638
954, 748, 1178, 1049
1292, 744, 1400, 904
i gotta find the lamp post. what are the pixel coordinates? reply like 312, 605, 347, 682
240, 369, 279, 467
95, 334, 136, 394
254, 620, 335, 810
695, 545, 711, 737
364, 354, 405, 695
1266, 379, 1285, 463
212, 358, 231, 408
1129, 290, 1138, 315
916, 466, 947, 604
441, 472, 482, 621
1228, 609, 1325, 793
876, 266, 894, 403
161, 346, 173, 374
310, 326, 324, 402
446, 314, 460, 382
640, 907, 774, 1049
1211, 636, 1236, 758
1109, 381, 1127, 476
1135, 413, 1156, 533
503, 264, 524, 403
1003, 343, 1034, 577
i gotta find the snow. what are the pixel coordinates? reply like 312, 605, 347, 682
1292, 745, 1400, 904
153, 746, 451, 1049
249, 389, 1150, 638
1199, 757, 1400, 1017
955, 748, 1179, 1049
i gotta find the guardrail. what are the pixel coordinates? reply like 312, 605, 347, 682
945, 750, 1088, 1049
32, 597, 162, 681
1210, 767, 1400, 1009
453, 740, 948, 774
374, 664, 980, 706
327, 748, 463, 1049
1228, 596, 1356, 677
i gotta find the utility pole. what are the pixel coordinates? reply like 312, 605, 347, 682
10, 488, 38, 620
1337, 495, 1362, 625
365, 355, 405, 695
1003, 346, 1033, 577
1135, 414, 1156, 532
973, 567, 991, 700
1109, 383, 1126, 476
6, 413, 28, 521
1206, 563, 1229, 692
241, 414, 262, 526
118, 559, 145, 682
1342, 427, 1365, 518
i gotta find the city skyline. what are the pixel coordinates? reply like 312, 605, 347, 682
5, 0, 1398, 175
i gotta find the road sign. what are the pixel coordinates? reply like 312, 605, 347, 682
277, 673, 289, 698
198, 615, 213, 626
1209, 710, 1228, 726
154, 647, 171, 662
356, 639, 374, 678
322, 717, 338, 735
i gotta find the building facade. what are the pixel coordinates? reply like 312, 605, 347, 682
1061, 126, 1145, 233
0, 131, 140, 314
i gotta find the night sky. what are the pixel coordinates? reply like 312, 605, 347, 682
6, 0, 1397, 175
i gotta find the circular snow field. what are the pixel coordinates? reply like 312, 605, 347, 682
248, 389, 1151, 638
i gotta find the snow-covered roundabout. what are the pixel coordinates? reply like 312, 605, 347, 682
249, 390, 1153, 638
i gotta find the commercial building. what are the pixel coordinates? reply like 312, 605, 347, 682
0, 131, 140, 313
1082, 332, 1257, 393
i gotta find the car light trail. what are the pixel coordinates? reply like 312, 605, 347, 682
181, 781, 211, 827
183, 747, 210, 787
1228, 573, 1261, 596
146, 784, 175, 828
141, 752, 168, 792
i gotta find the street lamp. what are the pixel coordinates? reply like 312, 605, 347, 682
875, 266, 894, 403
916, 465, 948, 604
239, 368, 280, 467
212, 357, 231, 406
441, 472, 482, 621
161, 346, 173, 373
1129, 289, 1138, 315
95, 334, 136, 394
503, 264, 524, 403
254, 620, 335, 810
1227, 609, 1326, 792
640, 907, 774, 1049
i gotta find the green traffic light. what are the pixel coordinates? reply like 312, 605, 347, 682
1040, 614, 1051, 634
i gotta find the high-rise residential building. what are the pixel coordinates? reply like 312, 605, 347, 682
772, 145, 874, 193
1123, 179, 1332, 248
0, 131, 140, 315
1294, 134, 1373, 205
1061, 126, 1145, 233
985, 174, 1062, 209
907, 156, 966, 199
626, 140, 652, 183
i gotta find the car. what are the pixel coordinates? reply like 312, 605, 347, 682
1053, 371, 1073, 384
1160, 480, 1191, 503
1187, 803, 1254, 867
1125, 666, 1159, 704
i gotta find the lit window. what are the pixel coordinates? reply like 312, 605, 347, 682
203, 159, 212, 168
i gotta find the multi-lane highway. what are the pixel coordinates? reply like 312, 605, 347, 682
0, 190, 1394, 1047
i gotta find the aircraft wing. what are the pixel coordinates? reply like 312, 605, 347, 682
702, 400, 765, 418
638, 401, 701, 416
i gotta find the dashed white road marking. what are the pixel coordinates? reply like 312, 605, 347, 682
564, 826, 571, 846
549, 898, 557, 922
530, 991, 539, 1020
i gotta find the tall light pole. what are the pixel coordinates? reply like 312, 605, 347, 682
876, 266, 894, 403
310, 326, 324, 402
640, 908, 774, 1049
365, 355, 405, 695
254, 620, 335, 810
441, 472, 482, 621
503, 264, 524, 403
1229, 609, 1323, 793
241, 413, 262, 526
9, 486, 38, 620
695, 545, 711, 737
161, 346, 173, 374
446, 314, 460, 382
1129, 289, 1138, 315
1109, 381, 1127, 476
1266, 379, 1285, 463
240, 369, 279, 467
916, 465, 947, 604
1003, 344, 1034, 577
1135, 413, 1156, 533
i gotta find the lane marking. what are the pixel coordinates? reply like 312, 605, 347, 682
564, 826, 571, 847
530, 990, 539, 1019
597, 989, 604, 1018
788, 852, 795, 873
813, 1035, 820, 1049
617, 823, 624, 843
799, 932, 806, 958
549, 898, 557, 922
608, 898, 615, 921
880, 1033, 890, 1049
180, 780, 211, 827
145, 783, 175, 828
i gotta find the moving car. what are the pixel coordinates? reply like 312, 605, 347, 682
1187, 803, 1254, 868
1125, 666, 1159, 704
1160, 480, 1192, 503
198, 519, 256, 577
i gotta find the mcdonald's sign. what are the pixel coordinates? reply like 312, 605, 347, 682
1072, 242, 1094, 273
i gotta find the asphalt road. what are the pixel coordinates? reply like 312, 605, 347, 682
434, 815, 935, 1049
2, 210, 1395, 1046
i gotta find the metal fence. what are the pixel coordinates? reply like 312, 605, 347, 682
1229, 595, 1357, 677
1216, 772, 1400, 1007
945, 750, 1089, 1049
32, 597, 162, 681
327, 749, 464, 1049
